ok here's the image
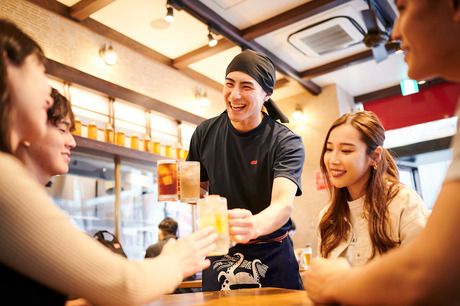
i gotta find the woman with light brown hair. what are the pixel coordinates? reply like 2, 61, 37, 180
0, 19, 216, 305
317, 110, 428, 266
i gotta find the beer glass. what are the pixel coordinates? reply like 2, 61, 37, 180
157, 160, 178, 201
179, 161, 200, 203
197, 195, 230, 256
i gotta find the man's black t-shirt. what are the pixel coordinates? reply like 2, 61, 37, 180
187, 111, 305, 239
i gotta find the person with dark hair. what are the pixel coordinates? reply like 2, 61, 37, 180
15, 88, 76, 186
304, 1, 460, 304
317, 111, 427, 267
145, 217, 179, 258
0, 18, 216, 306
187, 49, 305, 291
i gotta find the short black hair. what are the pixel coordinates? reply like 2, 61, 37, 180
158, 217, 178, 237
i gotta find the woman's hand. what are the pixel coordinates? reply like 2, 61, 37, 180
228, 208, 258, 244
303, 257, 350, 303
161, 227, 217, 278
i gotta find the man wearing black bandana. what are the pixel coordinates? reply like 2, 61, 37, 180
187, 49, 305, 291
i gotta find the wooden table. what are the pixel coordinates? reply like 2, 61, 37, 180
146, 287, 318, 306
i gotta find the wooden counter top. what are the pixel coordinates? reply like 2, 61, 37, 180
147, 287, 319, 306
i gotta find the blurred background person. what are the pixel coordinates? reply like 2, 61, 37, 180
145, 217, 178, 258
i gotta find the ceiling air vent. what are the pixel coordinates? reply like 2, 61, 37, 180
288, 16, 365, 57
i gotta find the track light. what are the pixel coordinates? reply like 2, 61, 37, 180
194, 86, 209, 107
164, 0, 174, 23
207, 26, 217, 47
99, 43, 117, 65
292, 104, 305, 122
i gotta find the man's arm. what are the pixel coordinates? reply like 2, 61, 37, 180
305, 180, 460, 305
229, 177, 297, 243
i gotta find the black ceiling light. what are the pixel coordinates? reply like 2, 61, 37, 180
164, 0, 174, 23
361, 0, 391, 62
207, 26, 217, 47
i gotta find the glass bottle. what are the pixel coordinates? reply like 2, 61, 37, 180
104, 123, 114, 144
144, 136, 153, 153
116, 130, 125, 146
87, 121, 98, 140
176, 146, 182, 160
73, 117, 82, 136
130, 134, 139, 150
152, 140, 161, 155
165, 144, 173, 158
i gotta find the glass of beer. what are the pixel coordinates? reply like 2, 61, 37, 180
157, 160, 178, 201
179, 161, 200, 203
197, 195, 230, 256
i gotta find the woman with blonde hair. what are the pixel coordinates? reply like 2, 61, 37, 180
317, 110, 428, 266
0, 19, 216, 305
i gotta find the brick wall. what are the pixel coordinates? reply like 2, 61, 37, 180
0, 0, 224, 120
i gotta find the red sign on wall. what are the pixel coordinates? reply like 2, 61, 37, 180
315, 170, 327, 191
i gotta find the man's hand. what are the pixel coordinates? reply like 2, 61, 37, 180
228, 208, 258, 244
303, 257, 350, 303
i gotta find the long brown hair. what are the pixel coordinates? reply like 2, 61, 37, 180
319, 111, 401, 258
0, 19, 46, 153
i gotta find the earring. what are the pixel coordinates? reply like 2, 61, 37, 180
373, 164, 377, 170
22, 141, 31, 147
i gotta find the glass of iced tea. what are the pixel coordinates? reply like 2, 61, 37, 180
179, 161, 200, 203
157, 160, 178, 201
197, 195, 230, 256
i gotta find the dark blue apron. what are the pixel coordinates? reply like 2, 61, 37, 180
202, 234, 303, 291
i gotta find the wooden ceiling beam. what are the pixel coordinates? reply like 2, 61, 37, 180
300, 41, 400, 79
70, 0, 115, 21
242, 0, 351, 41
173, 0, 322, 95
274, 77, 290, 90
26, 0, 172, 65
173, 38, 234, 69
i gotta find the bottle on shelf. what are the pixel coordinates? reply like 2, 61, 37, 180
116, 130, 125, 146
73, 117, 82, 136
144, 136, 153, 153
152, 140, 161, 155
130, 134, 139, 150
176, 145, 182, 160
87, 121, 98, 140
165, 144, 173, 158
104, 123, 114, 144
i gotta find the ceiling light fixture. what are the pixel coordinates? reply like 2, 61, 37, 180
164, 0, 174, 23
194, 86, 209, 107
99, 43, 118, 65
207, 26, 217, 47
292, 104, 305, 122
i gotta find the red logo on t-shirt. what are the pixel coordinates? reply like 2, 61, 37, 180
250, 160, 258, 165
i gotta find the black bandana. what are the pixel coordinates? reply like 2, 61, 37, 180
225, 50, 289, 123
